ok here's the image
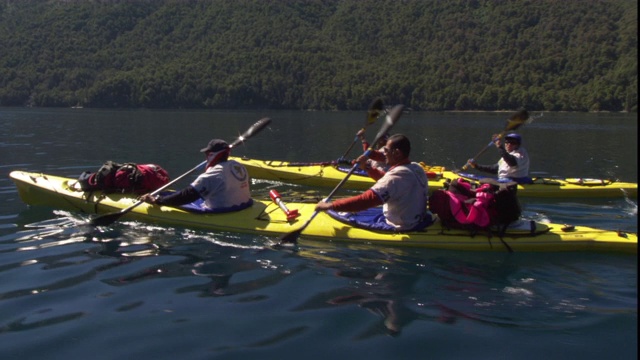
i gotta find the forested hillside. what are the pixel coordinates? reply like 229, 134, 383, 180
0, 0, 636, 111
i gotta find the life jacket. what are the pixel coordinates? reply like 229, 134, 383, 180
78, 160, 170, 194
447, 181, 494, 227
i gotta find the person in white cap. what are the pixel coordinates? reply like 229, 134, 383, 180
140, 139, 252, 211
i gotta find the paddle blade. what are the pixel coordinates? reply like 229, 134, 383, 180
373, 104, 404, 145
366, 98, 384, 125
230, 117, 272, 148
279, 228, 303, 244
89, 212, 125, 227
504, 109, 529, 132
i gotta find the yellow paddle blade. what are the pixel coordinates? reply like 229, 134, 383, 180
504, 109, 530, 132
366, 98, 384, 125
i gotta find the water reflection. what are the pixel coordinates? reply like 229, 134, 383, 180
0, 210, 636, 350
288, 242, 637, 339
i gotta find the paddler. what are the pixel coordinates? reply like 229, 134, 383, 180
466, 133, 532, 184
140, 139, 253, 211
315, 134, 433, 231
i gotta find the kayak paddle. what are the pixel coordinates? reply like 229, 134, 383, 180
279, 104, 405, 245
88, 117, 272, 227
338, 97, 385, 159
461, 109, 531, 171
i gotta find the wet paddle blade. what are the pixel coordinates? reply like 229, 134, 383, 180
89, 211, 126, 227
373, 104, 404, 145
366, 98, 384, 125
504, 109, 530, 132
279, 227, 303, 244
230, 117, 272, 148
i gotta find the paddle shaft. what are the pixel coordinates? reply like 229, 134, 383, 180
339, 123, 385, 159
339, 134, 362, 160
461, 134, 505, 170
339, 98, 384, 159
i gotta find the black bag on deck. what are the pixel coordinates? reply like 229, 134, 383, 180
486, 181, 521, 226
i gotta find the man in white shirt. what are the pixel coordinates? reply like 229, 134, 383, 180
140, 139, 252, 212
315, 134, 430, 231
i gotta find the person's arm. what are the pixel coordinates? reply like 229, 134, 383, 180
498, 146, 518, 166
357, 129, 370, 152
366, 166, 385, 181
316, 189, 383, 212
354, 155, 385, 180
142, 186, 201, 207
357, 129, 384, 161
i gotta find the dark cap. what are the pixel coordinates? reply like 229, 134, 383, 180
200, 139, 230, 153
504, 133, 522, 143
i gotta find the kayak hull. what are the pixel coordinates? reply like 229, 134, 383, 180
231, 156, 637, 198
10, 171, 636, 254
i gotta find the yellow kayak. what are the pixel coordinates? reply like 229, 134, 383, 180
231, 156, 637, 198
10, 171, 636, 254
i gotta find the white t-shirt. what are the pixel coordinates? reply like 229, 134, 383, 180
370, 162, 428, 230
190, 160, 251, 210
498, 147, 530, 179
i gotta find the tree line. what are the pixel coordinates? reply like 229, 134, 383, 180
0, 0, 636, 112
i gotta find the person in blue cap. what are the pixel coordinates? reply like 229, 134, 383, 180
466, 133, 532, 184
140, 139, 253, 211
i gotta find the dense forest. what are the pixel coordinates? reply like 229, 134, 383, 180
0, 0, 637, 111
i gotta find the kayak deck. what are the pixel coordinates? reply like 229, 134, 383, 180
10, 171, 637, 254
231, 156, 637, 198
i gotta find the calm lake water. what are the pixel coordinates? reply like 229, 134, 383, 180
1, 107, 637, 359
